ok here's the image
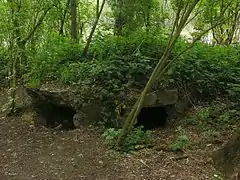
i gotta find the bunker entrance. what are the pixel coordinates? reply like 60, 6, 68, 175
136, 106, 168, 130
35, 101, 76, 130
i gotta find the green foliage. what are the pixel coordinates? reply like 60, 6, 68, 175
28, 29, 168, 86
165, 42, 240, 101
91, 29, 168, 58
26, 34, 83, 86
193, 0, 240, 45
102, 128, 121, 144
217, 109, 240, 125
102, 126, 153, 152
26, 28, 240, 126
0, 49, 8, 87
185, 107, 211, 125
1, 0, 239, 138
171, 134, 189, 152
109, 0, 157, 32
183, 103, 240, 131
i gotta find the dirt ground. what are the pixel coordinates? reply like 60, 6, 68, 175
0, 88, 229, 180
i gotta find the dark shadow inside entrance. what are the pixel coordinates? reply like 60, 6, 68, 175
35, 101, 76, 130
136, 106, 168, 130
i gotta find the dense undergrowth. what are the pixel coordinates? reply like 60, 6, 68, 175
1, 29, 239, 152
1, 29, 239, 124
24, 30, 240, 103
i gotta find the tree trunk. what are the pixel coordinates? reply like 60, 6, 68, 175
59, 0, 70, 36
96, 0, 99, 17
114, 0, 124, 35
70, 0, 78, 42
210, 1, 240, 45
212, 129, 240, 179
116, 0, 237, 147
6, 2, 55, 114
116, 0, 202, 147
7, 0, 22, 115
8, 31, 17, 115
82, 0, 106, 57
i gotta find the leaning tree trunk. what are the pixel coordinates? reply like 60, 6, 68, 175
212, 128, 240, 179
82, 0, 106, 57
116, 0, 201, 147
116, 0, 235, 148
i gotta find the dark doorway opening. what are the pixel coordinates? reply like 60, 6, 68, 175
136, 106, 168, 130
35, 101, 76, 130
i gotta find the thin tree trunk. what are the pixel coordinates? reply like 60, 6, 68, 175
79, 22, 84, 37
70, 0, 78, 42
77, 3, 83, 37
116, 0, 206, 147
20, 5, 55, 83
117, 0, 235, 147
9, 51, 17, 115
114, 0, 124, 35
210, 0, 238, 45
59, 0, 70, 36
82, 0, 106, 57
96, 0, 100, 16
8, 4, 17, 115
144, 10, 150, 32
225, 11, 239, 45
7, 3, 55, 114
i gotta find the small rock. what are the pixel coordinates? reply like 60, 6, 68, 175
99, 160, 103, 165
12, 152, 17, 157
134, 145, 145, 150
78, 154, 83, 157
8, 172, 17, 176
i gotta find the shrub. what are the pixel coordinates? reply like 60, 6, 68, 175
90, 29, 168, 59
26, 34, 84, 86
165, 43, 240, 101
183, 102, 240, 131
102, 126, 153, 152
171, 134, 189, 152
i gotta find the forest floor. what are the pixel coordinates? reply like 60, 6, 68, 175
0, 88, 232, 180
